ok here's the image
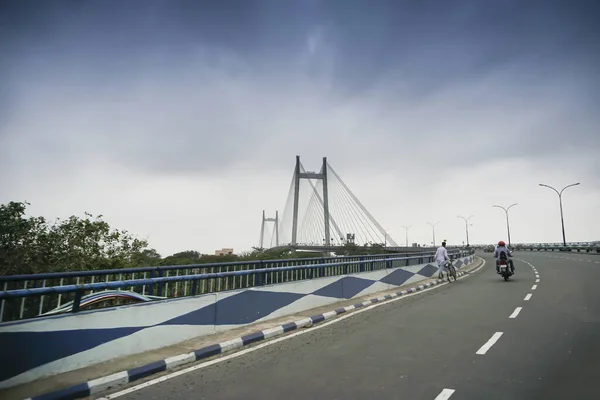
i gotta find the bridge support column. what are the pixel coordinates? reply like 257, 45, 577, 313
260, 210, 279, 248
291, 156, 301, 247
291, 156, 332, 255
322, 157, 331, 248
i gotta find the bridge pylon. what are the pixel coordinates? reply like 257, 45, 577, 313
259, 210, 279, 248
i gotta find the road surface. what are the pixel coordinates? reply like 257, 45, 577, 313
98, 251, 600, 400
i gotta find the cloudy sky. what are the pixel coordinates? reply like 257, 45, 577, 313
1, 0, 599, 256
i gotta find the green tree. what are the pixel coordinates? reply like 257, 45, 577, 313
0, 201, 149, 275
43, 213, 148, 271
130, 248, 162, 267
162, 250, 202, 266
0, 201, 48, 275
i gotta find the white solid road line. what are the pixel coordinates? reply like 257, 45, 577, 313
96, 260, 488, 399
524, 293, 532, 301
476, 332, 504, 355
531, 285, 537, 290
435, 388, 456, 399
509, 307, 523, 319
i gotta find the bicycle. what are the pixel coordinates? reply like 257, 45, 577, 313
445, 259, 457, 282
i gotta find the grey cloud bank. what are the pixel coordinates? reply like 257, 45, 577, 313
1, 0, 599, 255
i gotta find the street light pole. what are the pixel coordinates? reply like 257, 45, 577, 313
427, 221, 439, 247
457, 215, 474, 246
401, 225, 411, 247
539, 183, 580, 246
493, 203, 518, 248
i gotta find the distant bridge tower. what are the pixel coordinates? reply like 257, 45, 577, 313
261, 155, 398, 248
292, 156, 331, 247
259, 210, 279, 248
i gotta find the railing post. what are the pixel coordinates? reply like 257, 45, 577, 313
156, 269, 165, 297
359, 257, 365, 272
72, 291, 83, 313
148, 270, 155, 296
191, 275, 198, 296
0, 282, 6, 322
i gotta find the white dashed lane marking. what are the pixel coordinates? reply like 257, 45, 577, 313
509, 307, 523, 319
434, 388, 456, 400
476, 332, 504, 355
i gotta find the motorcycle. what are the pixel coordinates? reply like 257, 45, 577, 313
497, 258, 513, 281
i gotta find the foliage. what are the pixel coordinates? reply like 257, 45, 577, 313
0, 201, 148, 275
334, 242, 388, 256
0, 201, 392, 276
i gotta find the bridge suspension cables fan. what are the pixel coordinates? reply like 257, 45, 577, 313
262, 156, 398, 249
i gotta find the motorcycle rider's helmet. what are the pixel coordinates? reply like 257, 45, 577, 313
498, 240, 506, 247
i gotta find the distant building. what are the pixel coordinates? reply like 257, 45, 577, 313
215, 248, 234, 256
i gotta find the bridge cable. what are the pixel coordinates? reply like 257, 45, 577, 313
328, 163, 398, 247
335, 176, 371, 244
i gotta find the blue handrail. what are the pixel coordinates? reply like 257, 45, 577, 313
0, 249, 464, 282
0, 252, 469, 300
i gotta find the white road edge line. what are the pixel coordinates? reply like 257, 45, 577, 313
435, 388, 456, 399
509, 307, 523, 319
476, 332, 503, 355
96, 260, 488, 399
524, 293, 532, 301
531, 284, 537, 290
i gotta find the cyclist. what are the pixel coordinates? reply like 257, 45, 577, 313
494, 240, 515, 273
435, 240, 450, 279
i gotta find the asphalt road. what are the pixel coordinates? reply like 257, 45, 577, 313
100, 252, 600, 400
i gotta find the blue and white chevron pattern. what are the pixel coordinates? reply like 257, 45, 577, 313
0, 256, 475, 388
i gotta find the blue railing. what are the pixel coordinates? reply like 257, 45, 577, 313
0, 249, 473, 322
515, 242, 600, 252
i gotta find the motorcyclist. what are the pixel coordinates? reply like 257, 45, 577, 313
493, 240, 515, 274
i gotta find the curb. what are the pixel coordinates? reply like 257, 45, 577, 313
27, 258, 484, 400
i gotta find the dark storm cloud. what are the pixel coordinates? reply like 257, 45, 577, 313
1, 0, 598, 179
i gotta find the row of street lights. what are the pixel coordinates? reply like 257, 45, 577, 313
493, 182, 580, 248
401, 220, 466, 248
398, 182, 580, 249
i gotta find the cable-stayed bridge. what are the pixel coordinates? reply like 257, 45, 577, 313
260, 156, 401, 251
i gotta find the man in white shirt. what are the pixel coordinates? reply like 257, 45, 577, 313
434, 241, 450, 279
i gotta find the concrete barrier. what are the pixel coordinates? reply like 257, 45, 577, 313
0, 255, 476, 388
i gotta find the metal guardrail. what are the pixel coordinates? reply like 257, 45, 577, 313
515, 243, 600, 253
0, 249, 474, 323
